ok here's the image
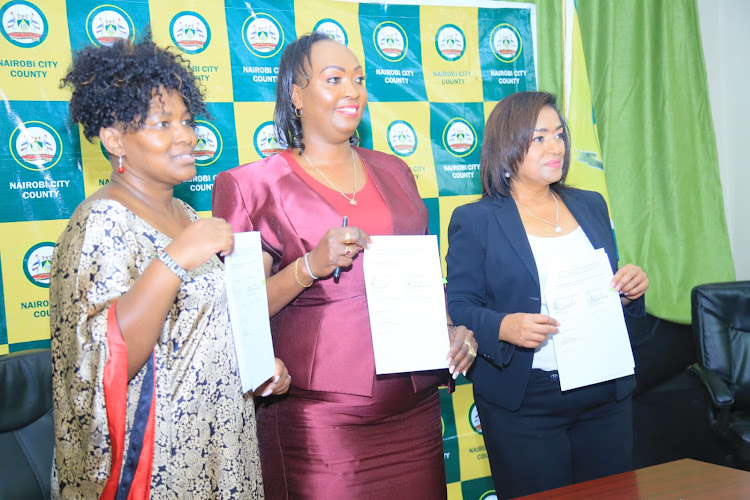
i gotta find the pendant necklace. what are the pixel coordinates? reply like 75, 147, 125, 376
301, 149, 358, 205
514, 191, 562, 233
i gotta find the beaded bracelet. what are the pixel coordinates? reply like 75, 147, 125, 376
303, 252, 320, 280
294, 257, 313, 288
156, 249, 187, 280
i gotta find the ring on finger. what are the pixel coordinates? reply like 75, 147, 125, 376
345, 245, 353, 256
464, 339, 477, 357
344, 232, 352, 245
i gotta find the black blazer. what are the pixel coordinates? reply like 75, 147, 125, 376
446, 188, 644, 411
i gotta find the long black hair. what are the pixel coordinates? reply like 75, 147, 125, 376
274, 32, 358, 152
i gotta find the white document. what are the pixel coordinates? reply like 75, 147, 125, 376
224, 231, 276, 393
363, 235, 450, 374
547, 248, 635, 391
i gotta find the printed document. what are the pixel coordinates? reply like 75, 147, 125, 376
363, 235, 450, 374
224, 231, 276, 393
547, 248, 635, 391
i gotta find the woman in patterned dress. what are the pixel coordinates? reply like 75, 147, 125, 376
49, 37, 289, 499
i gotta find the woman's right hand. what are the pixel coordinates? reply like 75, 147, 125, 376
166, 217, 235, 271
306, 226, 371, 279
499, 313, 560, 348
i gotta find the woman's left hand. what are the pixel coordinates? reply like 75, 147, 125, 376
611, 263, 649, 302
254, 358, 291, 397
447, 325, 478, 379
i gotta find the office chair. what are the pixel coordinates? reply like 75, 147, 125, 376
688, 281, 750, 470
0, 348, 54, 499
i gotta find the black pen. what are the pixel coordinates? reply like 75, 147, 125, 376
334, 216, 348, 280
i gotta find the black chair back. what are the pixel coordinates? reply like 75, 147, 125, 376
692, 281, 750, 410
0, 348, 54, 500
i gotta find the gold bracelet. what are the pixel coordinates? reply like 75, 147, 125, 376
294, 257, 313, 288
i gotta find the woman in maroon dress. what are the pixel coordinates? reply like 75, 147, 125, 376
212, 33, 477, 499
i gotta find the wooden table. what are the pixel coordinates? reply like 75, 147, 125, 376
518, 459, 750, 499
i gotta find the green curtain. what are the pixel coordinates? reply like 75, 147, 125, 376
500, 0, 734, 323
577, 0, 734, 323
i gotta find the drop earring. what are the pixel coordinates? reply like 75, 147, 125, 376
118, 156, 124, 174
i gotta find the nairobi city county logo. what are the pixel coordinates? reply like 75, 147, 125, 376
436, 24, 466, 62
374, 21, 407, 62
491, 23, 522, 63
468, 402, 482, 434
86, 5, 134, 47
314, 18, 347, 46
0, 0, 48, 48
9, 121, 63, 171
443, 118, 477, 158
386, 120, 417, 157
193, 121, 222, 166
170, 11, 211, 54
253, 121, 287, 158
243, 13, 283, 58
23, 242, 55, 288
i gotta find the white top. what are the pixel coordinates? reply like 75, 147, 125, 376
527, 226, 594, 371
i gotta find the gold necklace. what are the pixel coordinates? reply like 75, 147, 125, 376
301, 149, 358, 205
514, 191, 562, 233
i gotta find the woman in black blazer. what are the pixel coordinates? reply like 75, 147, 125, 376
446, 92, 649, 499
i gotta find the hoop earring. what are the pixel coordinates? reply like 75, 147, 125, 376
294, 107, 302, 118
118, 156, 125, 174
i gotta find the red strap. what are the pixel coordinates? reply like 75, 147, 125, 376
99, 301, 155, 500
100, 302, 128, 500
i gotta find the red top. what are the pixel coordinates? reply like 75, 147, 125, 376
286, 150, 394, 236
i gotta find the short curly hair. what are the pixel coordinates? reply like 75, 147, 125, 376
61, 34, 207, 142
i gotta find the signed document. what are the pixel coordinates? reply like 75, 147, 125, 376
547, 249, 635, 391
224, 231, 276, 393
363, 235, 450, 374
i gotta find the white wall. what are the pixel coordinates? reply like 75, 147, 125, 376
697, 0, 750, 280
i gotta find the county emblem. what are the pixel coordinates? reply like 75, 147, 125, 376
253, 121, 286, 158
242, 13, 284, 58
443, 118, 477, 157
469, 402, 483, 434
10, 121, 63, 171
314, 18, 347, 45
86, 5, 134, 46
0, 0, 47, 47
170, 11, 211, 54
435, 24, 466, 62
374, 21, 407, 62
490, 23, 522, 63
23, 242, 55, 288
193, 121, 222, 166
387, 120, 417, 157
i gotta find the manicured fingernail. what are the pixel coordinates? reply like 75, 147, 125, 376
462, 370, 467, 377
453, 371, 459, 380
449, 365, 454, 374
446, 357, 453, 365
609, 281, 615, 288
262, 388, 272, 397
274, 375, 280, 383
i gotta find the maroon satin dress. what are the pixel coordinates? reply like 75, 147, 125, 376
212, 150, 447, 499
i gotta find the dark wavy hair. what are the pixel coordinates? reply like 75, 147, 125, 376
274, 32, 359, 152
61, 33, 207, 142
481, 91, 570, 197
